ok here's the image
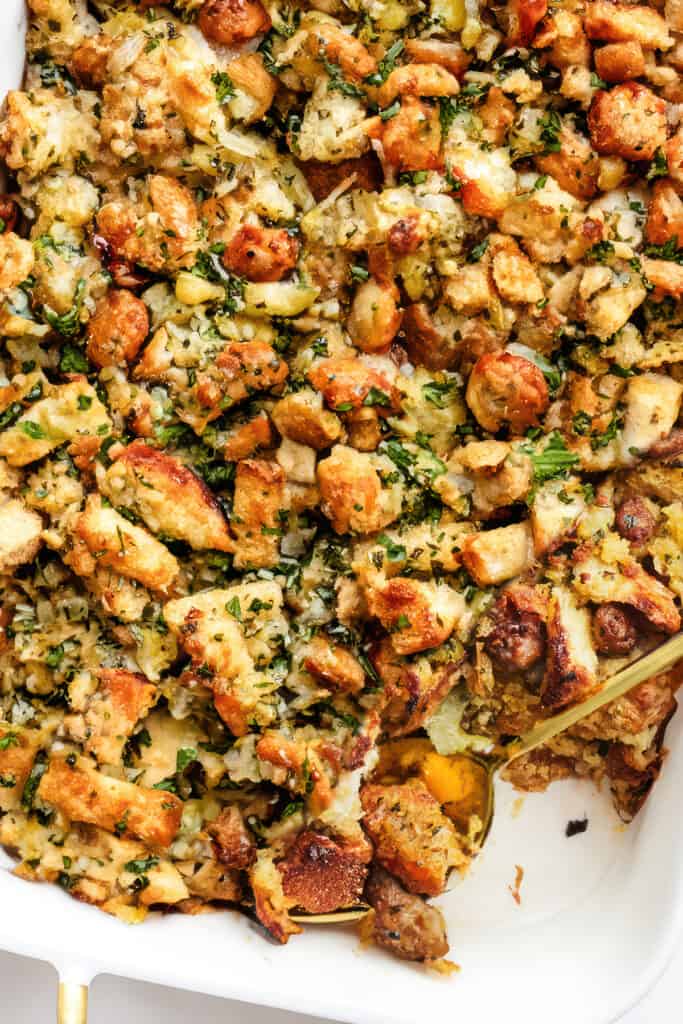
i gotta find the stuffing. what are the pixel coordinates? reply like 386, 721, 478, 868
3, 0, 682, 962
101, 442, 234, 552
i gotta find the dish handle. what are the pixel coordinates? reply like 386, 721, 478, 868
57, 981, 89, 1024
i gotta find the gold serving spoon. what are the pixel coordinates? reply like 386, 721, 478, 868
296, 631, 683, 926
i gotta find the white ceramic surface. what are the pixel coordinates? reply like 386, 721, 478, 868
1, 4, 682, 1022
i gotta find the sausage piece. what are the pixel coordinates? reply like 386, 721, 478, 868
198, 0, 271, 46
592, 603, 638, 655
615, 496, 656, 546
223, 225, 299, 283
365, 865, 449, 962
485, 591, 546, 671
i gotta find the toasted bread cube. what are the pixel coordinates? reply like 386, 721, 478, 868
585, 2, 672, 50
379, 97, 442, 174
641, 258, 683, 299
103, 441, 233, 552
541, 585, 598, 710
71, 494, 179, 593
646, 180, 683, 246
250, 849, 301, 944
222, 412, 272, 462
491, 238, 544, 305
0, 381, 111, 468
620, 374, 683, 464
308, 356, 397, 416
278, 830, 368, 914
361, 780, 464, 896
303, 635, 365, 694
0, 725, 41, 811
462, 522, 533, 587
208, 806, 256, 869
0, 499, 43, 572
535, 124, 600, 200
0, 233, 34, 292
318, 445, 403, 535
38, 754, 183, 847
594, 41, 646, 84
231, 459, 286, 569
588, 82, 667, 162
366, 577, 465, 656
81, 670, 157, 765
271, 389, 342, 450
531, 480, 586, 556
573, 550, 681, 635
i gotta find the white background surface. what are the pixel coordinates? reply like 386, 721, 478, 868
0, 942, 676, 1023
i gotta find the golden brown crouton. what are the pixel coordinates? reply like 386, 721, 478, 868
38, 754, 183, 847
594, 41, 646, 84
69, 33, 113, 86
223, 225, 299, 283
222, 413, 273, 462
271, 390, 342, 450
491, 238, 544, 305
533, 12, 591, 68
317, 445, 403, 535
86, 290, 149, 369
308, 22, 377, 82
198, 0, 271, 46
541, 585, 599, 710
279, 831, 369, 913
585, 2, 672, 50
361, 780, 463, 896
103, 442, 234, 552
504, 0, 548, 46
303, 635, 365, 694
81, 670, 157, 765
462, 522, 534, 587
478, 86, 516, 146
308, 356, 397, 415
0, 233, 34, 292
371, 639, 459, 737
231, 458, 286, 569
535, 125, 600, 200
214, 340, 289, 407
646, 180, 683, 246
466, 352, 549, 434
208, 806, 256, 869
0, 499, 43, 572
347, 278, 402, 354
0, 725, 41, 812
588, 83, 667, 162
375, 65, 459, 108
366, 577, 464, 656
404, 39, 470, 78
379, 97, 442, 173
641, 257, 683, 299
71, 494, 179, 593
250, 850, 301, 944
226, 53, 277, 125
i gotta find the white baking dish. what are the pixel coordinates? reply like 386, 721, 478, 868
1, 4, 683, 1021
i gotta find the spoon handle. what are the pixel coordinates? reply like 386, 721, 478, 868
506, 632, 683, 764
57, 983, 88, 1024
